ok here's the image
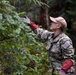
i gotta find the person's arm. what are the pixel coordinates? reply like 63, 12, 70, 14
29, 21, 39, 31
24, 15, 39, 31
59, 38, 74, 74
30, 21, 53, 41
61, 59, 73, 72
24, 15, 53, 41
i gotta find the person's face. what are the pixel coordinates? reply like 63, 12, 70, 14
50, 22, 61, 31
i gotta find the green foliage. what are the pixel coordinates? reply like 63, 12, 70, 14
31, 0, 49, 7
0, 0, 49, 75
7, 0, 49, 13
9, 0, 48, 7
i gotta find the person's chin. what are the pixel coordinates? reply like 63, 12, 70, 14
50, 28, 54, 31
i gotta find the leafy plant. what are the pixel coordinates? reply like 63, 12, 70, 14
0, 0, 49, 75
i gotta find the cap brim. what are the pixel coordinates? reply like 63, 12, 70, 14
50, 17, 57, 23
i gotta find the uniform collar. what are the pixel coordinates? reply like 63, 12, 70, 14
52, 32, 63, 43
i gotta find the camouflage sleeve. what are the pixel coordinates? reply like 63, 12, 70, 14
34, 28, 53, 41
60, 38, 74, 63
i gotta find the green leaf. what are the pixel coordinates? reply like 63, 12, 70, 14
0, 13, 2, 20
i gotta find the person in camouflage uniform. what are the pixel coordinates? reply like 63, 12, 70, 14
24, 16, 75, 75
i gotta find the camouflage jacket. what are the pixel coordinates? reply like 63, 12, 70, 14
34, 28, 75, 73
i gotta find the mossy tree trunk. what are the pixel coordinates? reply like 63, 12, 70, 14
39, 0, 49, 29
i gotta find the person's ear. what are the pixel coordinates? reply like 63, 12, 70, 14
57, 24, 62, 29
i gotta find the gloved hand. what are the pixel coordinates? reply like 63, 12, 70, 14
59, 70, 65, 75
24, 15, 31, 24
24, 15, 39, 31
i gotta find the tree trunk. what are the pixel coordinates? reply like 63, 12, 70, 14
39, 0, 49, 29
